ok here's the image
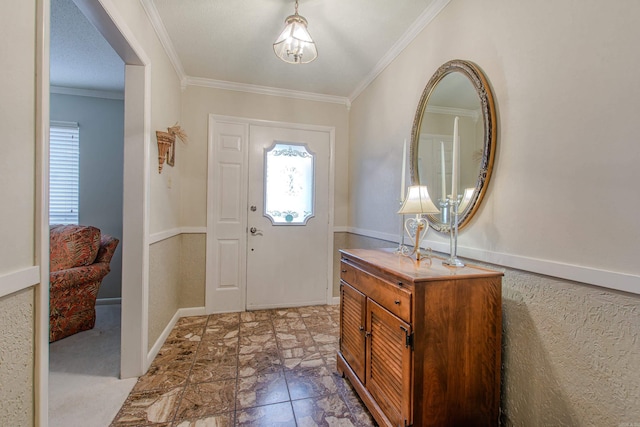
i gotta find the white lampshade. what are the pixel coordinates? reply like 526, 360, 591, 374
273, 2, 317, 64
398, 185, 440, 215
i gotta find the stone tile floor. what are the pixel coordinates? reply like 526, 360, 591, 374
110, 305, 377, 426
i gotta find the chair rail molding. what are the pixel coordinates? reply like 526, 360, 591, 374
0, 266, 41, 298
346, 227, 640, 295
149, 226, 207, 244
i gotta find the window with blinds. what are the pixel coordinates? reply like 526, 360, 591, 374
49, 121, 80, 225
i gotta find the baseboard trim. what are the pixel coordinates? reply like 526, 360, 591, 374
246, 300, 327, 311
146, 306, 207, 366
96, 297, 122, 305
331, 296, 339, 305
178, 306, 206, 317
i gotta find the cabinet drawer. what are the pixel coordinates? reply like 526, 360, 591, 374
341, 258, 411, 323
340, 261, 358, 285
357, 269, 411, 323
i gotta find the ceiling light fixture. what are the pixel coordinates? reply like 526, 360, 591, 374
273, 0, 317, 64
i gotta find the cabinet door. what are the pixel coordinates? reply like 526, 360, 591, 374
366, 300, 412, 427
340, 280, 366, 382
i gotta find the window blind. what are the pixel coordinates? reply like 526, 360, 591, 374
49, 121, 80, 225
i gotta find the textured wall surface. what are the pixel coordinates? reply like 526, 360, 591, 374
0, 288, 34, 426
148, 236, 181, 351
179, 233, 206, 308
500, 268, 640, 426
339, 234, 640, 425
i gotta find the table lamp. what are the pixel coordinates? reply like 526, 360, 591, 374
398, 185, 439, 261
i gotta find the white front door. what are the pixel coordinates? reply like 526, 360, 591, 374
246, 125, 330, 309
206, 116, 333, 313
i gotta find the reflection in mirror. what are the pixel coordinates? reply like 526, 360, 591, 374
410, 60, 496, 232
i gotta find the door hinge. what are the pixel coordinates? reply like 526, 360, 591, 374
400, 325, 413, 350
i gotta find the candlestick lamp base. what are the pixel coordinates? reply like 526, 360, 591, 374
443, 257, 465, 268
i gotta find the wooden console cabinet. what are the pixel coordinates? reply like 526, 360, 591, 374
338, 248, 503, 427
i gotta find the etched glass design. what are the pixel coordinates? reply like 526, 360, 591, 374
264, 142, 315, 225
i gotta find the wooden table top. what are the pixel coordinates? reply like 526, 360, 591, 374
339, 248, 503, 284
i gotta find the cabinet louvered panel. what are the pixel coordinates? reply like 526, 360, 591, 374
340, 281, 366, 382
366, 300, 412, 427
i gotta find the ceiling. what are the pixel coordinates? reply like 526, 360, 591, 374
50, 0, 448, 102
50, 0, 125, 93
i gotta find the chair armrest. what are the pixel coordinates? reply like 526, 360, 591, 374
95, 234, 119, 264
50, 263, 111, 292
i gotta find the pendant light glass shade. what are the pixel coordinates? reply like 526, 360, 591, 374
273, 1, 317, 64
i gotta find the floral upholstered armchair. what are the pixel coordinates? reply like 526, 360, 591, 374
49, 224, 119, 342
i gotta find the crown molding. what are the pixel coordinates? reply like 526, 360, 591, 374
140, 0, 186, 83
185, 76, 350, 107
50, 85, 124, 100
143, 0, 349, 108
348, 0, 451, 102
427, 105, 481, 121
142, 0, 449, 107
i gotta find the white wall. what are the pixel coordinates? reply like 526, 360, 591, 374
349, 0, 640, 291
109, 0, 183, 236
106, 0, 184, 357
1, 3, 36, 273
349, 0, 640, 424
50, 93, 124, 299
0, 1, 37, 425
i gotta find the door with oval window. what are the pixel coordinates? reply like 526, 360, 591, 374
246, 124, 330, 309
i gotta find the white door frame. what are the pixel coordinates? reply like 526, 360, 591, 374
206, 115, 335, 314
73, 0, 152, 380
38, 4, 151, 422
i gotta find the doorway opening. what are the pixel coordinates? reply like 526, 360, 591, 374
44, 0, 150, 424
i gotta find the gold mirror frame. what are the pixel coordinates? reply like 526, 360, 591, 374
410, 59, 497, 232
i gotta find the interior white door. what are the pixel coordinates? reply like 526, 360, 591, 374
206, 118, 249, 313
246, 125, 330, 309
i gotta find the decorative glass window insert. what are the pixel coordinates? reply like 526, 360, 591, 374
264, 142, 315, 225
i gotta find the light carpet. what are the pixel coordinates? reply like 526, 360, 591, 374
49, 304, 137, 427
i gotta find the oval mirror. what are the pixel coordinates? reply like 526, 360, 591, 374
410, 59, 497, 232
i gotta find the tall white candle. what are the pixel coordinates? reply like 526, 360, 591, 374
451, 117, 459, 199
440, 141, 446, 201
401, 139, 407, 201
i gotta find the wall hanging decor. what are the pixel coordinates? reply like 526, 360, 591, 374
156, 124, 188, 173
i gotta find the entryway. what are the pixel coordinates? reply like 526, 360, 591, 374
206, 116, 335, 313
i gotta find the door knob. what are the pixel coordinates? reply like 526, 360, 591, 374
249, 227, 263, 236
